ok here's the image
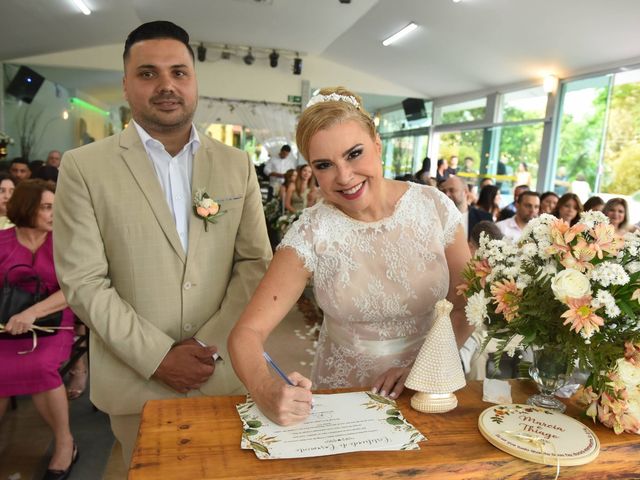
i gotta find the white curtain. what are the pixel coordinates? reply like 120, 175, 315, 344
194, 96, 300, 156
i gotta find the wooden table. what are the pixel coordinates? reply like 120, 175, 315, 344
129, 381, 640, 479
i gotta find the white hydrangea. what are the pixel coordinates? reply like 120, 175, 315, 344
589, 262, 630, 287
592, 290, 620, 318
465, 291, 490, 328
626, 261, 640, 274
515, 274, 532, 290
623, 231, 640, 257
520, 243, 538, 260
537, 261, 558, 280
578, 210, 609, 230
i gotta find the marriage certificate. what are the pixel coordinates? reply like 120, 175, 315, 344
236, 391, 426, 459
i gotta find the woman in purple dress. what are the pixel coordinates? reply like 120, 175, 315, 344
0, 179, 78, 479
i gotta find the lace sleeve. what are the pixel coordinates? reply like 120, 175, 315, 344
276, 210, 316, 273
422, 185, 463, 246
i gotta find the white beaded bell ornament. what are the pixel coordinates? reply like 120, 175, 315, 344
405, 299, 466, 413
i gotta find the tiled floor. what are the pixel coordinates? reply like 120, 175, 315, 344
0, 302, 319, 480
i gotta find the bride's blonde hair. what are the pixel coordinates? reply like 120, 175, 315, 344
296, 86, 375, 161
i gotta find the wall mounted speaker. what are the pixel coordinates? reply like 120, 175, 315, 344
6, 66, 45, 104
402, 97, 426, 122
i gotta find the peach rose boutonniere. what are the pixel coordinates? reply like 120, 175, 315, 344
193, 188, 226, 231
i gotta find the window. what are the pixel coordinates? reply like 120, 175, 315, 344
381, 135, 428, 179
438, 98, 486, 124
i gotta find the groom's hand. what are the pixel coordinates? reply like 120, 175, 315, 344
153, 343, 216, 393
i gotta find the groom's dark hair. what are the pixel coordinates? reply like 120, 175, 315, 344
123, 21, 194, 63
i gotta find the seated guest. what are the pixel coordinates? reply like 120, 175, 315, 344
9, 158, 31, 183
279, 169, 297, 212
498, 184, 529, 219
539, 191, 559, 215
414, 156, 431, 184
229, 86, 472, 425
46, 150, 62, 169
583, 195, 605, 212
603, 197, 635, 235
476, 184, 501, 221
0, 173, 16, 230
495, 191, 540, 242
479, 177, 493, 189
285, 164, 313, 213
439, 175, 492, 239
33, 165, 59, 185
0, 179, 77, 478
553, 193, 582, 226
469, 220, 503, 254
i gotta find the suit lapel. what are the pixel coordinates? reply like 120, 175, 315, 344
186, 142, 212, 257
119, 125, 186, 264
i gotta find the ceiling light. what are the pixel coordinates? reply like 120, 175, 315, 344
543, 74, 558, 94
269, 50, 279, 68
452, 0, 463, 3
243, 48, 255, 65
62, 110, 69, 120
72, 0, 92, 15
293, 57, 302, 75
382, 22, 418, 47
197, 43, 207, 62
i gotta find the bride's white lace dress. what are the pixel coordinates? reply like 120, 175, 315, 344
278, 183, 461, 388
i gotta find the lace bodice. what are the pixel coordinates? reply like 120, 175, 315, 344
278, 183, 462, 388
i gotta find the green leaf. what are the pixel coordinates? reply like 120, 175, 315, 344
246, 420, 262, 428
386, 417, 405, 426
386, 409, 400, 416
250, 441, 270, 455
244, 428, 258, 436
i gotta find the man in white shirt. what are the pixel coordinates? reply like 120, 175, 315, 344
263, 145, 295, 191
496, 190, 540, 242
438, 175, 492, 239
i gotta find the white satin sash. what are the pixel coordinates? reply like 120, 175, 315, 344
324, 321, 426, 357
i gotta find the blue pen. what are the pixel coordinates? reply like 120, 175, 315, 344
263, 351, 294, 386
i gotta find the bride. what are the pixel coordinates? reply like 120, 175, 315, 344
228, 87, 472, 425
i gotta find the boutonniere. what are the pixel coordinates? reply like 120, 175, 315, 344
193, 188, 226, 231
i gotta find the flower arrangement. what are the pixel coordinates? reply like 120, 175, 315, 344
458, 211, 640, 433
193, 188, 226, 231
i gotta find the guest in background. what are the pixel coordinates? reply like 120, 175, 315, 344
515, 162, 531, 188
0, 179, 77, 478
539, 191, 559, 215
285, 164, 313, 213
553, 193, 582, 226
446, 155, 459, 176
603, 197, 633, 235
33, 165, 59, 185
500, 184, 530, 218
279, 169, 297, 212
469, 220, 503, 254
0, 173, 16, 230
439, 175, 492, 239
46, 150, 62, 169
554, 165, 570, 196
264, 145, 296, 193
435, 158, 449, 183
479, 177, 493, 189
9, 158, 31, 183
495, 191, 540, 242
476, 184, 501, 221
583, 195, 605, 212
414, 156, 431, 184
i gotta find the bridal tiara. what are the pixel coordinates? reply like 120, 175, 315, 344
305, 93, 360, 109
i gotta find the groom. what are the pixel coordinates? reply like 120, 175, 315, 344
54, 21, 271, 465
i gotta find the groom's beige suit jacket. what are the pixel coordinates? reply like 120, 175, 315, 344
53, 124, 272, 415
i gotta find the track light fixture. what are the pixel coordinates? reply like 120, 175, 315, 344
269, 50, 279, 68
197, 43, 207, 62
243, 48, 255, 65
293, 56, 302, 75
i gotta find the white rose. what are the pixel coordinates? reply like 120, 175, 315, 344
551, 269, 592, 303
201, 198, 215, 208
617, 358, 640, 387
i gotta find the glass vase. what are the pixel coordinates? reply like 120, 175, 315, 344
527, 344, 571, 413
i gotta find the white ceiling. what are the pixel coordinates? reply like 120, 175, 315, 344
2, 0, 640, 106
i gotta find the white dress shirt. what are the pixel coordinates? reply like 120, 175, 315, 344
495, 216, 524, 242
133, 121, 200, 253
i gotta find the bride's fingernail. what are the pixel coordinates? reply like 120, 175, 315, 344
371, 387, 378, 394
380, 390, 386, 397
389, 392, 397, 399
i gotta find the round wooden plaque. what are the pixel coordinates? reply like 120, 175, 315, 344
478, 404, 600, 466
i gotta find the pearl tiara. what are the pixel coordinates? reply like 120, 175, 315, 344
305, 93, 360, 109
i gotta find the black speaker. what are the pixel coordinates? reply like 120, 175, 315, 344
6, 66, 45, 104
402, 97, 426, 122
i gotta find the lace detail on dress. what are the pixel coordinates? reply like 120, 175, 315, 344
281, 183, 462, 388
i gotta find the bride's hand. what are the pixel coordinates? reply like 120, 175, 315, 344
371, 367, 411, 399
253, 372, 313, 426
